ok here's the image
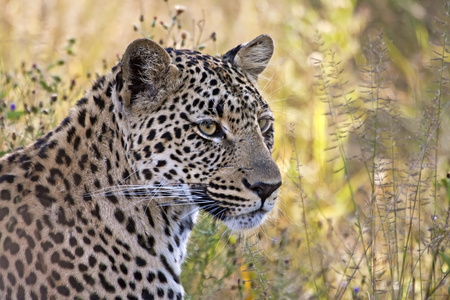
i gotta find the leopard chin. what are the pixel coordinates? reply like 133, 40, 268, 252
223, 209, 269, 230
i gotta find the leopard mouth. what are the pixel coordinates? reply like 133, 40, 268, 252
189, 185, 270, 230
189, 185, 228, 220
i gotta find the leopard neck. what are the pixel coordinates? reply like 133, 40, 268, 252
2, 65, 198, 286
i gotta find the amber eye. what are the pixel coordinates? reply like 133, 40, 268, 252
198, 121, 218, 136
258, 118, 271, 133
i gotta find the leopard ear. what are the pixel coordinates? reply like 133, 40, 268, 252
120, 39, 180, 107
222, 35, 274, 83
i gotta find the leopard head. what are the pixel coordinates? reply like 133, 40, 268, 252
115, 35, 282, 230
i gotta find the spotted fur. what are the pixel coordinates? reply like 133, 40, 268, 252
0, 35, 281, 299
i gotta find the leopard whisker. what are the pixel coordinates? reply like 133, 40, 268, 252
179, 206, 203, 220
89, 183, 206, 198
157, 200, 214, 207
119, 158, 156, 184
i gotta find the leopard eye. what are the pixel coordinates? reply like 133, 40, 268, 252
258, 118, 271, 133
198, 121, 218, 136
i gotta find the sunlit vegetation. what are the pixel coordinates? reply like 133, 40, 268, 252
1, 0, 449, 298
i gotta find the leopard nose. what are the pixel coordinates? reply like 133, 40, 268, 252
243, 179, 282, 201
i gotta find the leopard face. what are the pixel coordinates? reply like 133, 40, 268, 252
119, 36, 282, 230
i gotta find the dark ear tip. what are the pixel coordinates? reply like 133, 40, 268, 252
125, 38, 159, 50
254, 34, 274, 44
127, 38, 153, 47
122, 39, 171, 67
221, 35, 275, 82
123, 39, 152, 57
121, 38, 173, 82
250, 35, 274, 50
119, 38, 179, 107
241, 35, 274, 61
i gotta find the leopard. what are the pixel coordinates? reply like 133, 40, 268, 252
0, 34, 282, 299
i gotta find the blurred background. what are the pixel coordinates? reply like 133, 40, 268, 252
1, 0, 449, 299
